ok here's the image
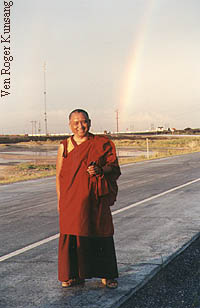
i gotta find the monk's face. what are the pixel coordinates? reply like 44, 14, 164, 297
69, 112, 91, 138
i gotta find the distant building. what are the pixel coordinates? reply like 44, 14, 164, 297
156, 126, 164, 132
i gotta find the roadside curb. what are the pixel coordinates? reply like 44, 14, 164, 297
112, 231, 200, 308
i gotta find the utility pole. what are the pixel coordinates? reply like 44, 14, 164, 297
31, 121, 34, 135
150, 123, 155, 131
115, 109, 119, 133
30, 121, 37, 135
146, 138, 150, 159
43, 62, 48, 135
38, 121, 41, 135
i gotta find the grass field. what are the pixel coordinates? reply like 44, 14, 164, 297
1, 135, 200, 184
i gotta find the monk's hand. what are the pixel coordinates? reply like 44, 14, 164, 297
87, 164, 102, 176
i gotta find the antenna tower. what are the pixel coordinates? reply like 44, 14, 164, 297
43, 62, 48, 135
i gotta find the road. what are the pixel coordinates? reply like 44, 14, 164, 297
1, 152, 200, 307
121, 233, 200, 308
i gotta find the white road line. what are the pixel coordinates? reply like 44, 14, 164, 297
0, 234, 59, 262
112, 177, 200, 215
0, 203, 55, 218
1, 177, 200, 262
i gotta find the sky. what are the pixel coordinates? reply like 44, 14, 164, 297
0, 0, 200, 134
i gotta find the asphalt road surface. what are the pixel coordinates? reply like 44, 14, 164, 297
1, 152, 200, 307
120, 232, 200, 308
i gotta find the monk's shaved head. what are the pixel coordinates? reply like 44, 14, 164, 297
69, 109, 90, 121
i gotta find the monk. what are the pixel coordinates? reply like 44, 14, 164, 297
56, 109, 121, 289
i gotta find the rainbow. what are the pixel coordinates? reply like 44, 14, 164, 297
118, 0, 157, 128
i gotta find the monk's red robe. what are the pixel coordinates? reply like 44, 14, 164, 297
59, 133, 121, 237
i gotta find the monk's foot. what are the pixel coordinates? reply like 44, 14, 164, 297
101, 278, 118, 289
62, 278, 85, 288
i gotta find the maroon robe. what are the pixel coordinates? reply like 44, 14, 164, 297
58, 133, 120, 281
59, 133, 121, 237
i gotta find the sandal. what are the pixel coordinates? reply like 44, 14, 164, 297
102, 278, 118, 289
62, 278, 85, 288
